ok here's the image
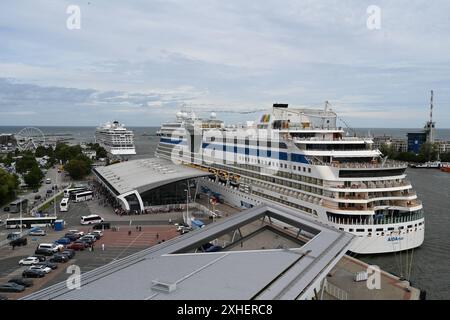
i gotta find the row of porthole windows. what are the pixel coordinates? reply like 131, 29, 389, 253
339, 222, 423, 234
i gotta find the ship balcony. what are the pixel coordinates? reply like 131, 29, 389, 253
334, 190, 417, 201
326, 179, 411, 191
323, 198, 422, 212
311, 159, 407, 169
293, 136, 372, 142
331, 159, 407, 169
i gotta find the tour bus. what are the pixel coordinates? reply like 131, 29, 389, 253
80, 215, 104, 225
64, 187, 88, 198
9, 198, 28, 214
60, 197, 69, 212
6, 216, 57, 229
74, 191, 94, 203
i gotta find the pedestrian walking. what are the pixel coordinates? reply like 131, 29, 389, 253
156, 233, 159, 240
91, 244, 94, 251
139, 226, 142, 232
128, 230, 132, 236
102, 243, 105, 251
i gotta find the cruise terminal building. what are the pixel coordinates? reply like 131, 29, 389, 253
92, 158, 211, 212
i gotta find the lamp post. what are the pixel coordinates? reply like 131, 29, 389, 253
184, 188, 189, 227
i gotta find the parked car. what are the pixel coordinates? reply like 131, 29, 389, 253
10, 237, 27, 247
34, 195, 41, 200
46, 189, 53, 194
36, 261, 58, 270
74, 240, 90, 248
62, 249, 75, 259
67, 242, 85, 251
28, 265, 52, 274
33, 189, 39, 193
92, 230, 103, 237
49, 253, 69, 263
64, 233, 79, 241
7, 232, 21, 240
54, 243, 65, 251
45, 178, 51, 184
93, 222, 111, 230
3, 206, 10, 212
22, 269, 45, 278
34, 248, 54, 256
54, 238, 71, 245
29, 229, 46, 236
79, 236, 95, 245
68, 229, 84, 237
19, 257, 40, 266
37, 243, 59, 253
8, 278, 34, 287
87, 232, 101, 240
0, 282, 25, 293
32, 255, 46, 262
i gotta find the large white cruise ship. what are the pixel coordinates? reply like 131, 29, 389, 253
95, 121, 136, 156
155, 104, 425, 254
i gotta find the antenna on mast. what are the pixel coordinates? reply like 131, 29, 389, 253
425, 90, 435, 143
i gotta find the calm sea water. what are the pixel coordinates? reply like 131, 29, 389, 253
1, 125, 449, 299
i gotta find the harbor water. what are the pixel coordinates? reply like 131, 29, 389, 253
1, 126, 449, 299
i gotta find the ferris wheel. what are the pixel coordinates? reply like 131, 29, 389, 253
15, 127, 46, 151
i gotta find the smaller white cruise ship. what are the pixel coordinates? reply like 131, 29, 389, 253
95, 121, 136, 156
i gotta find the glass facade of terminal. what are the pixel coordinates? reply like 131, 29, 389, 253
140, 180, 189, 207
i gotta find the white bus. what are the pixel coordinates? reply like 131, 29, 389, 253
64, 187, 88, 198
80, 215, 104, 225
60, 197, 69, 212
6, 216, 57, 229
74, 191, 94, 202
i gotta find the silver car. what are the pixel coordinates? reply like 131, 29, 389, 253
29, 229, 46, 236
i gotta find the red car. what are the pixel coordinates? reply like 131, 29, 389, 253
67, 242, 85, 251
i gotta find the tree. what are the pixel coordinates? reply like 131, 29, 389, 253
35, 145, 54, 158
0, 152, 13, 166
64, 159, 90, 180
419, 142, 438, 162
55, 143, 85, 163
15, 154, 39, 174
379, 143, 398, 159
441, 152, 450, 162
396, 152, 418, 162
24, 166, 44, 188
0, 168, 19, 206
87, 143, 108, 159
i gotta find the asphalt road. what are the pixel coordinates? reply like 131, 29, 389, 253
0, 167, 70, 221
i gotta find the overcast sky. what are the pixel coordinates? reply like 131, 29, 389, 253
0, 0, 449, 127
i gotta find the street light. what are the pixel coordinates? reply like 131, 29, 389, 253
184, 188, 189, 227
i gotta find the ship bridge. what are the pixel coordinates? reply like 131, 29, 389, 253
92, 158, 210, 211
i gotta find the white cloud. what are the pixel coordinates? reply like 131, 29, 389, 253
0, 0, 449, 126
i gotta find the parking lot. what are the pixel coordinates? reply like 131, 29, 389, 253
0, 198, 182, 299
0, 185, 243, 300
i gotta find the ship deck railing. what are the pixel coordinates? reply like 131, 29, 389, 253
309, 159, 408, 169
325, 180, 412, 190
293, 137, 372, 142
322, 199, 422, 211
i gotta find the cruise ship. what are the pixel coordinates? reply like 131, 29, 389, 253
155, 104, 425, 254
95, 121, 136, 156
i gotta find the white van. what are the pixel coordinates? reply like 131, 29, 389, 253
80, 215, 104, 225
